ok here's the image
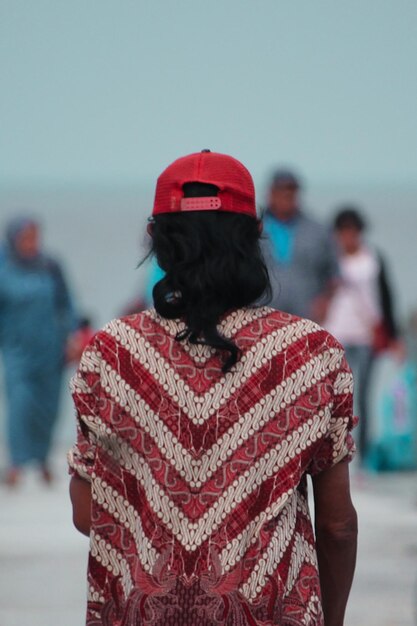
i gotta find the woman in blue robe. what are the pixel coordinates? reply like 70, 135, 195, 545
0, 217, 77, 486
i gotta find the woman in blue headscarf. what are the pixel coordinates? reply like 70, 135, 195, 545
0, 217, 77, 486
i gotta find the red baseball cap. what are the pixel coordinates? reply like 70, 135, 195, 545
152, 150, 257, 217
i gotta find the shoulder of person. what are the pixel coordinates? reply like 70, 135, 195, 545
98, 311, 153, 342
77, 321, 122, 368
0, 250, 16, 272
263, 309, 343, 351
296, 316, 346, 360
360, 244, 386, 269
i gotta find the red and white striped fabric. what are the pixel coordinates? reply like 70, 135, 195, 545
68, 306, 356, 626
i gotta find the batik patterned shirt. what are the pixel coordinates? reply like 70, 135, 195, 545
68, 306, 356, 626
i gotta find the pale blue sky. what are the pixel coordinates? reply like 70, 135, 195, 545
1, 0, 416, 187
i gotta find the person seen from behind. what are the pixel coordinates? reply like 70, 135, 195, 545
0, 217, 77, 486
262, 169, 339, 323
69, 151, 357, 626
324, 207, 400, 466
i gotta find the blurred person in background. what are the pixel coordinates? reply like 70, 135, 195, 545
0, 216, 78, 486
262, 169, 339, 323
69, 151, 357, 626
324, 207, 400, 466
66, 315, 95, 364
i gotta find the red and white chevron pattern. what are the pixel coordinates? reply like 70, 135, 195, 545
68, 306, 355, 626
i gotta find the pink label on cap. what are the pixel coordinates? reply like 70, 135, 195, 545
180, 197, 221, 211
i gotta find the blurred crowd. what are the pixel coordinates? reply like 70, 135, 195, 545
1, 169, 416, 486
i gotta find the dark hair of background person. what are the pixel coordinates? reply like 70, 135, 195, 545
148, 182, 271, 371
333, 206, 367, 232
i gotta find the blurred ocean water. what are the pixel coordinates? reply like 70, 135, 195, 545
1, 183, 416, 325
0, 183, 416, 445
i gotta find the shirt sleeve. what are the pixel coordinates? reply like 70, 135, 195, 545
67, 338, 102, 482
308, 351, 358, 475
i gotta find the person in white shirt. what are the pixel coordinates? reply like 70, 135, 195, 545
324, 207, 399, 465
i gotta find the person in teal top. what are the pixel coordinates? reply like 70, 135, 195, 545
0, 217, 77, 486
144, 257, 165, 307
263, 210, 297, 266
262, 169, 339, 322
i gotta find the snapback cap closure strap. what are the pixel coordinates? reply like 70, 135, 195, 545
179, 197, 221, 211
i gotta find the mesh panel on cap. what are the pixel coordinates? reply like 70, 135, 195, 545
152, 152, 256, 217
